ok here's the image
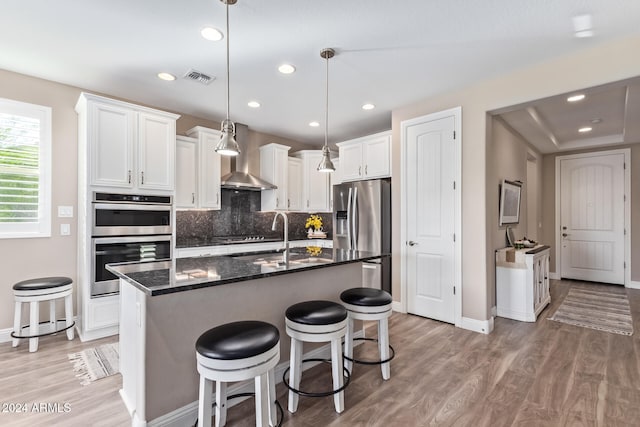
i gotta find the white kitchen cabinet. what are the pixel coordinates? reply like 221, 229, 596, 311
292, 150, 331, 213
495, 246, 551, 322
337, 131, 391, 182
175, 127, 222, 210
76, 92, 178, 192
260, 143, 291, 211
190, 127, 222, 209
287, 157, 303, 211
175, 136, 198, 208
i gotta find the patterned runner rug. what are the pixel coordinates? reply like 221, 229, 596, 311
68, 342, 119, 385
548, 287, 633, 336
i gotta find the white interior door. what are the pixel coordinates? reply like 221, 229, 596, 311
560, 153, 625, 284
405, 114, 457, 323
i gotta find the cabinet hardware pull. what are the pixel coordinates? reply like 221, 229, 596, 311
276, 197, 279, 207
141, 171, 144, 185
128, 170, 132, 184
358, 166, 361, 176
365, 165, 368, 175
288, 199, 290, 208
307, 200, 309, 208
192, 193, 195, 204
216, 193, 219, 204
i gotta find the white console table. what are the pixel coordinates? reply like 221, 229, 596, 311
495, 245, 550, 322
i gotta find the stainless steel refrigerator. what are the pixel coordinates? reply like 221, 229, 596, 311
333, 178, 391, 294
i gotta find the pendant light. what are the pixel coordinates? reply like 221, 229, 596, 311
317, 48, 335, 172
215, 0, 240, 156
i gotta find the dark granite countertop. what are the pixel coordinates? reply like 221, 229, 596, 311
107, 248, 385, 296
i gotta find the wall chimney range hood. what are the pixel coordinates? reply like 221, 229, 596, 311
220, 123, 277, 191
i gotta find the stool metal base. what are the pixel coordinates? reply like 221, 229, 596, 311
343, 337, 395, 365
11, 319, 76, 339
282, 358, 351, 398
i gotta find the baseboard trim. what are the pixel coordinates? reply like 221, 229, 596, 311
148, 330, 365, 427
461, 316, 494, 334
549, 272, 560, 280
391, 301, 404, 313
626, 280, 640, 290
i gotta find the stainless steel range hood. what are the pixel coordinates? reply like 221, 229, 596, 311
220, 123, 277, 191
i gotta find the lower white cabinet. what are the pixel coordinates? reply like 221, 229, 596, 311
496, 246, 550, 322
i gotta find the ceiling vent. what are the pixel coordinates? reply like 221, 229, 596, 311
183, 69, 215, 85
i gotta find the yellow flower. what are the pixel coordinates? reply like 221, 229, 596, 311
305, 214, 323, 231
306, 246, 322, 256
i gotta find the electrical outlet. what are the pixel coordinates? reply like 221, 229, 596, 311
58, 206, 74, 218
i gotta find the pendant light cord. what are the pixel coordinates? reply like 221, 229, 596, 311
324, 52, 329, 149
225, 1, 230, 123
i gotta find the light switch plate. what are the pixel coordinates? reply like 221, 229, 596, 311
58, 206, 74, 218
60, 223, 71, 236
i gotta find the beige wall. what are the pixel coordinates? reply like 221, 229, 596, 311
0, 69, 314, 331
391, 34, 640, 322
487, 118, 543, 309
540, 144, 640, 280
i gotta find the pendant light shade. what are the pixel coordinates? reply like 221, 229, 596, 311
317, 48, 335, 172
215, 0, 240, 156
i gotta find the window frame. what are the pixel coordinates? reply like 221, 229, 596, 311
0, 98, 52, 239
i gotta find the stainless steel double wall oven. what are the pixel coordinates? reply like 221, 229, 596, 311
91, 192, 172, 297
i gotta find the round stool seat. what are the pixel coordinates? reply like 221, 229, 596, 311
340, 288, 392, 307
196, 320, 279, 360
13, 276, 72, 292
286, 300, 347, 326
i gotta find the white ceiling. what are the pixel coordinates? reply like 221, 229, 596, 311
2, 0, 640, 146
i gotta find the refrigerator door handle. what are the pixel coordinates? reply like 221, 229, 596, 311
353, 186, 358, 249
346, 187, 353, 250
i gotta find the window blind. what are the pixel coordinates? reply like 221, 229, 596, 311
0, 112, 41, 224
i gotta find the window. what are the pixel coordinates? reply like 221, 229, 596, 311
0, 98, 51, 238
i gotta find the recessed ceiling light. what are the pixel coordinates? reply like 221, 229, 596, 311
590, 118, 602, 124
278, 64, 296, 74
362, 103, 375, 110
578, 126, 593, 133
201, 27, 223, 41
309, 121, 320, 127
247, 101, 261, 108
157, 72, 176, 81
567, 94, 585, 102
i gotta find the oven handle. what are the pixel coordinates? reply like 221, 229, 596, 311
93, 202, 172, 211
92, 235, 172, 244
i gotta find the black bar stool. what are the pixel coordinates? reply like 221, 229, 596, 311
195, 320, 280, 427
283, 300, 350, 414
340, 287, 394, 380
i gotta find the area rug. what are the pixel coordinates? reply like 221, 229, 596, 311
548, 287, 633, 336
68, 342, 119, 385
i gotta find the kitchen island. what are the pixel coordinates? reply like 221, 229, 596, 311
107, 247, 386, 427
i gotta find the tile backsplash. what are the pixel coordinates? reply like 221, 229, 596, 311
175, 189, 332, 246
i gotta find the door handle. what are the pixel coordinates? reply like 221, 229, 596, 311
562, 233, 569, 237
408, 241, 418, 246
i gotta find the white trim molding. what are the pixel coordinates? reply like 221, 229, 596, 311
461, 316, 494, 335
391, 301, 404, 313
627, 281, 640, 290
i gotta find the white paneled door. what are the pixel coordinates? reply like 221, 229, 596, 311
560, 153, 625, 285
404, 111, 458, 324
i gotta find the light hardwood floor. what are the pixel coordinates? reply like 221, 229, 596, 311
1, 279, 639, 426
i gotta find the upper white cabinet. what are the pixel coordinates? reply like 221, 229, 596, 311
175, 136, 198, 208
337, 131, 391, 182
175, 127, 222, 210
260, 143, 291, 211
287, 157, 303, 211
329, 158, 340, 211
76, 92, 179, 192
292, 150, 331, 213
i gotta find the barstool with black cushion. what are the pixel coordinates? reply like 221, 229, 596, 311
12, 276, 75, 352
284, 300, 349, 414
195, 320, 280, 427
340, 287, 394, 380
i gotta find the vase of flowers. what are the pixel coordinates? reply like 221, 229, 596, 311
305, 214, 324, 237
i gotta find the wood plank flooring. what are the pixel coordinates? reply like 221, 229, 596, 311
1, 279, 639, 426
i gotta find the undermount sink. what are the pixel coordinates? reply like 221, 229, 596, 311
230, 250, 332, 266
